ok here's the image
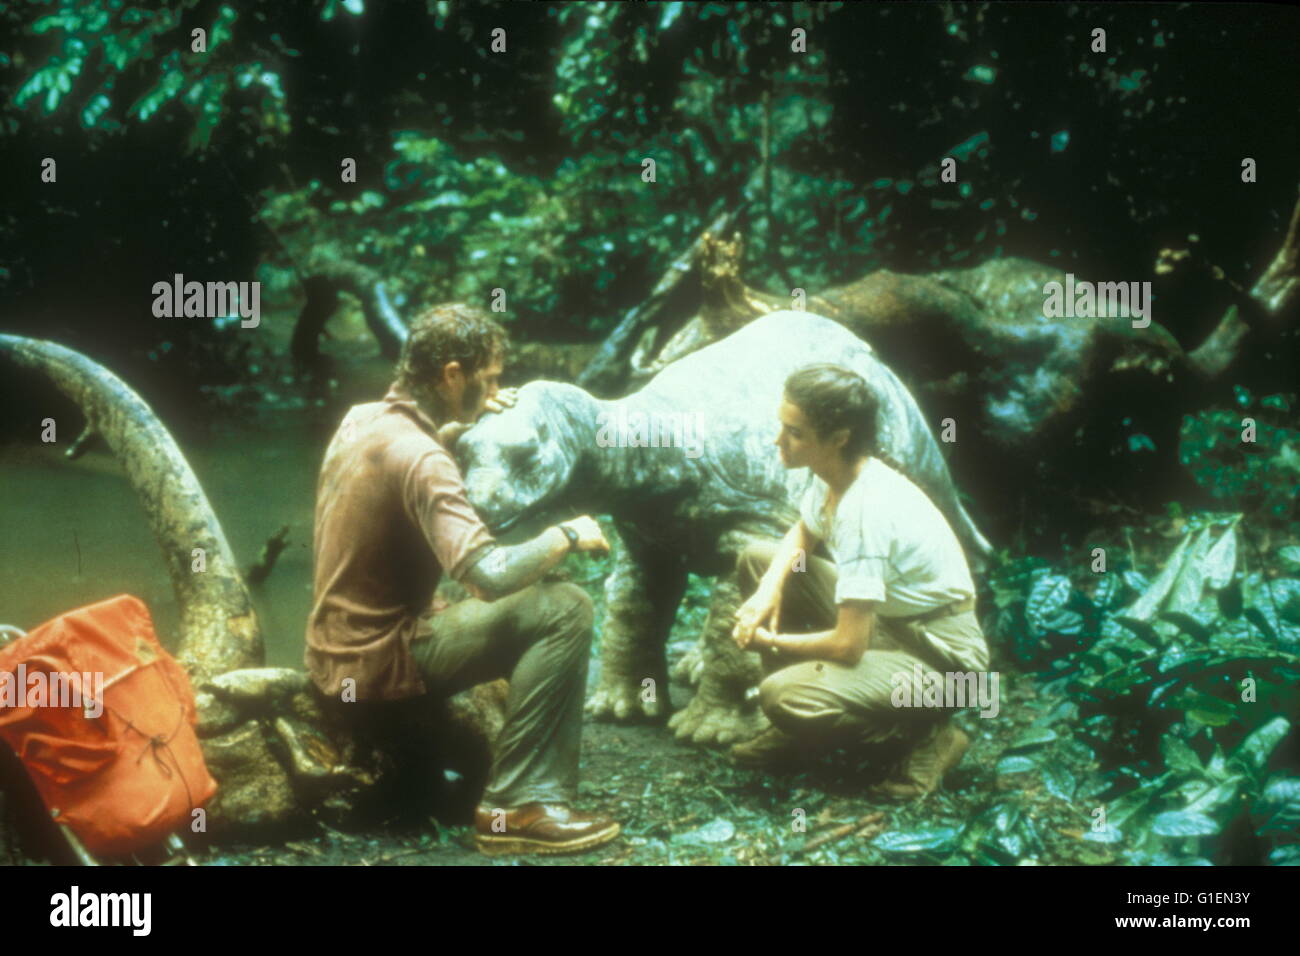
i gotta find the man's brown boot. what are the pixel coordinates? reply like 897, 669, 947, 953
868, 722, 969, 799
729, 726, 808, 769
474, 803, 621, 856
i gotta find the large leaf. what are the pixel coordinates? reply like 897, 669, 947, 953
1041, 761, 1076, 801
1152, 809, 1220, 836
1256, 778, 1300, 833
1005, 728, 1058, 752
1182, 779, 1241, 814
996, 755, 1038, 775
1093, 574, 1122, 610
1231, 716, 1291, 773
1122, 531, 1193, 620
873, 827, 960, 854
1182, 691, 1238, 727
1026, 574, 1072, 635
1113, 615, 1164, 649
1161, 735, 1203, 776
1200, 519, 1240, 590
1157, 611, 1210, 641
1167, 527, 1213, 613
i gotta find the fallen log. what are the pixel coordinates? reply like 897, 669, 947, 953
290, 259, 408, 366
577, 206, 743, 395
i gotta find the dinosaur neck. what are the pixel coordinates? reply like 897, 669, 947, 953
564, 392, 619, 512
573, 394, 691, 512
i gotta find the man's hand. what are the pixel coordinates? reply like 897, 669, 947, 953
436, 420, 475, 448
732, 585, 782, 649
483, 387, 520, 415
561, 515, 611, 554
436, 387, 520, 448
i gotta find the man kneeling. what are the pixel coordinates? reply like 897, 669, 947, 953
730, 364, 990, 797
305, 303, 620, 854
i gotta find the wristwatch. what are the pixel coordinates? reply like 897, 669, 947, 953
559, 523, 580, 552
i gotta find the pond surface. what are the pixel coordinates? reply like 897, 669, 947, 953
0, 348, 396, 667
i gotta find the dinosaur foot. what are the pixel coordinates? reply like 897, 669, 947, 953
668, 642, 707, 687
667, 689, 769, 746
585, 674, 670, 724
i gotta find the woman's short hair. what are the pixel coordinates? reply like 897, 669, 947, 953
783, 363, 880, 460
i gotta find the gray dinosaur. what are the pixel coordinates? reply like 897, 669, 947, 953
457, 311, 992, 744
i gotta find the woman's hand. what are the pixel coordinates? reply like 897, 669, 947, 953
732, 584, 782, 649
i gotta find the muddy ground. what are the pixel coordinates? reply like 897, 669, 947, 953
197, 667, 1105, 867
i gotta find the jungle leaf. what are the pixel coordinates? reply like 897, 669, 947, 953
1182, 692, 1237, 727
1161, 735, 1203, 776
996, 755, 1038, 775
1255, 778, 1300, 833
1152, 809, 1220, 836
1182, 779, 1240, 814
1114, 616, 1164, 649
1122, 531, 1193, 620
1167, 527, 1213, 613
1026, 574, 1072, 634
873, 827, 960, 854
1268, 844, 1300, 865
1005, 728, 1058, 752
1231, 716, 1291, 773
1200, 520, 1240, 590
1041, 761, 1076, 801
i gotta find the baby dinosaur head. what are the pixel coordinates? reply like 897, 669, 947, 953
457, 381, 595, 532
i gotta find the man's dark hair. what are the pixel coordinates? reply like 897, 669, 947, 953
396, 302, 509, 389
783, 363, 880, 461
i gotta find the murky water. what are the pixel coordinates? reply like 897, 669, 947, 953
1, 416, 326, 667
0, 334, 401, 667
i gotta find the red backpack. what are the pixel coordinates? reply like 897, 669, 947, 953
0, 594, 216, 857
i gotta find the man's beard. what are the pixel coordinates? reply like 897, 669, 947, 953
409, 377, 483, 425
460, 378, 485, 421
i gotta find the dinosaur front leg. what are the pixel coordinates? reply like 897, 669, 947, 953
669, 636, 707, 687
666, 572, 770, 745
585, 533, 687, 723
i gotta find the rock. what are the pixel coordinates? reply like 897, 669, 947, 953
200, 721, 298, 828
272, 716, 344, 783
194, 690, 243, 737
204, 667, 308, 709
288, 688, 328, 726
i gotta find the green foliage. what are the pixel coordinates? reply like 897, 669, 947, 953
1180, 389, 1300, 523
982, 527, 1300, 865
7, 1, 1297, 351
14, 1, 284, 149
